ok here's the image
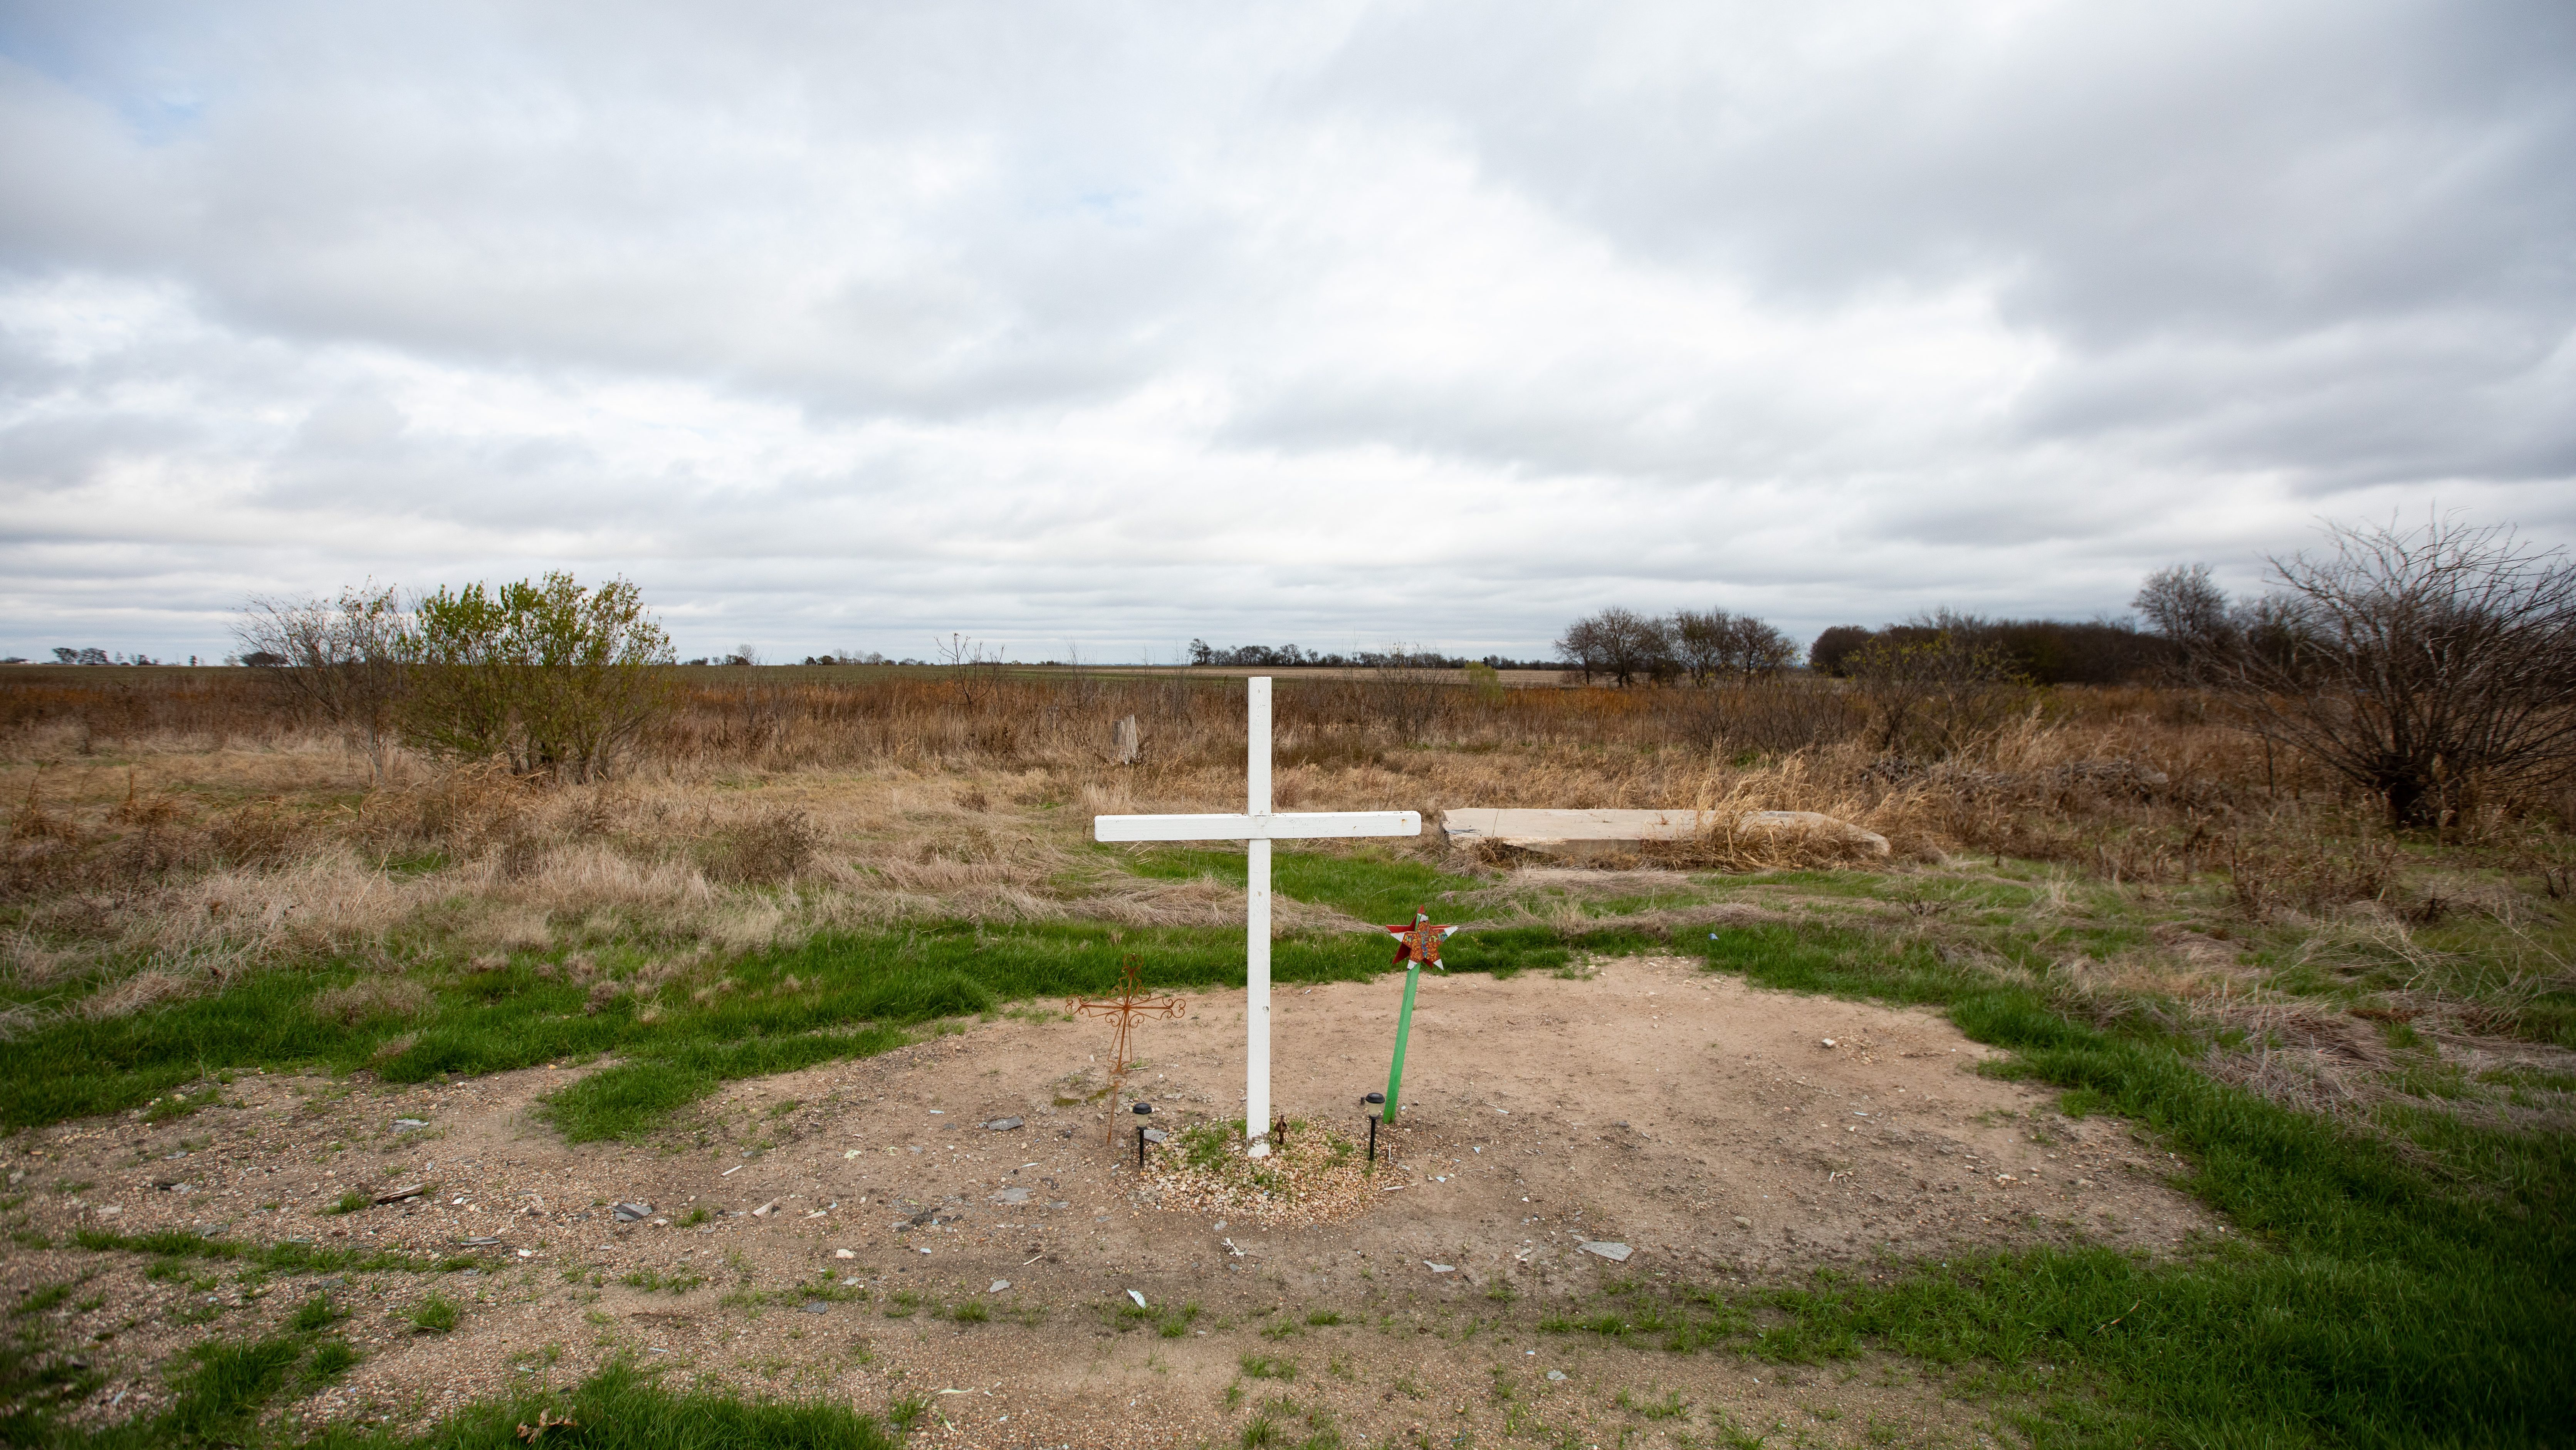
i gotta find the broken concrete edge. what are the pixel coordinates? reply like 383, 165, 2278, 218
1440, 808, 1891, 859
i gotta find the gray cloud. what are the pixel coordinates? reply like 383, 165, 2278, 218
1, 0, 2569, 664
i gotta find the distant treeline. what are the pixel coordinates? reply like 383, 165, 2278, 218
1809, 615, 2177, 686
1186, 640, 1555, 670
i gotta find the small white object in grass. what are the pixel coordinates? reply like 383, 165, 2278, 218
918, 1247, 931, 1255
1547, 1370, 1566, 1381
722, 1165, 742, 1177
1128, 1289, 1149, 1309
1822, 1038, 1837, 1048
1425, 1262, 1454, 1273
844, 1150, 862, 1159
990, 1280, 1009, 1293
835, 1248, 855, 1259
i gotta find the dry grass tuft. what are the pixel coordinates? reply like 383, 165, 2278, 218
312, 975, 434, 1026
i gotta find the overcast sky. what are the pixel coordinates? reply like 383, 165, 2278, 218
3, 0, 2571, 664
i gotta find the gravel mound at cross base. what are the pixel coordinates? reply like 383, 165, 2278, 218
6, 956, 2215, 1445
1137, 1119, 1392, 1227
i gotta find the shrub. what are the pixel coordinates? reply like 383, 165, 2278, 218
405, 572, 676, 781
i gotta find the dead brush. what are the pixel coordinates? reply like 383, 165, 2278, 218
361, 761, 540, 862
2224, 830, 2401, 918
206, 800, 309, 869
701, 808, 818, 885
311, 976, 433, 1026
1665, 751, 1945, 869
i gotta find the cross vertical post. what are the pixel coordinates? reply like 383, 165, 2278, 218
1245, 677, 1273, 1155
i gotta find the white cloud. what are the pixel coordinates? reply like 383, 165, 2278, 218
1, 0, 2569, 662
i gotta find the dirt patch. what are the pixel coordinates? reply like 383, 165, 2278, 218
7, 957, 2215, 1445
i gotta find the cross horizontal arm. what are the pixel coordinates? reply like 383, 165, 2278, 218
1093, 810, 1421, 843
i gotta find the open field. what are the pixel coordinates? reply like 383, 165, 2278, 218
2, 666, 2572, 1447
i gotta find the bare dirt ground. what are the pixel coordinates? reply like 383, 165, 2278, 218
8, 957, 2218, 1448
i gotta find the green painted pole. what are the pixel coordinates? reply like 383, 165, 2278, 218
1383, 959, 1422, 1122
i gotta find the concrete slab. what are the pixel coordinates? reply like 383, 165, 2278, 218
1441, 807, 1890, 860
1441, 808, 1710, 861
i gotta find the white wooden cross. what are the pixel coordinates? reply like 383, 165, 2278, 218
1092, 677, 1419, 1156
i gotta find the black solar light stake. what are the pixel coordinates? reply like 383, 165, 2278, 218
1362, 1092, 1385, 1163
1133, 1102, 1154, 1170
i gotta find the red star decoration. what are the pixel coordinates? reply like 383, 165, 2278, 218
1382, 909, 1460, 969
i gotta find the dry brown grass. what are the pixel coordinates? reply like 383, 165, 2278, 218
3, 665, 2565, 1025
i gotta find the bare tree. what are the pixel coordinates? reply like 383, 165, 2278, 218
1720, 615, 1798, 680
1584, 607, 1671, 687
1672, 610, 1797, 684
1554, 615, 1608, 684
2133, 563, 2233, 646
2160, 517, 2576, 830
234, 584, 410, 780
1671, 609, 1731, 686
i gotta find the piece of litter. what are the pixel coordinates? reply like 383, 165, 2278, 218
722, 1165, 743, 1176
1548, 1370, 1567, 1381
989, 1280, 1010, 1293
455, 1236, 500, 1247
1577, 1241, 1634, 1263
835, 1248, 855, 1259
1821, 1038, 1837, 1048
982, 1117, 1023, 1131
611, 1202, 653, 1223
373, 1183, 428, 1205
1127, 1289, 1149, 1309
1425, 1262, 1455, 1274
751, 1200, 778, 1217
801, 1300, 830, 1314
1733, 1216, 1752, 1229
393, 1119, 428, 1131
843, 1150, 863, 1159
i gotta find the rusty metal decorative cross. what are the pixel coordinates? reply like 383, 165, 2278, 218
1070, 955, 1184, 1144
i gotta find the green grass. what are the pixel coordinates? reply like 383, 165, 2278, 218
17, 1354, 894, 1450
10, 1284, 72, 1319
409, 1292, 459, 1334
0, 902, 1665, 1138
1515, 922, 2576, 1446
70, 1227, 492, 1276
617, 1269, 704, 1295
1116, 844, 1493, 923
